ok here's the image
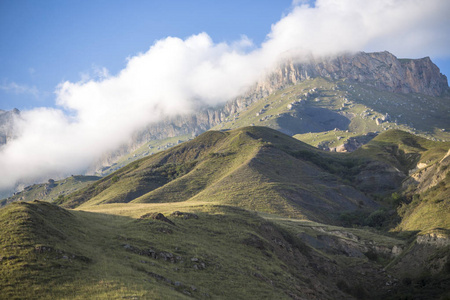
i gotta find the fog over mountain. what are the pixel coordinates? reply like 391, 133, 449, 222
1, 0, 449, 192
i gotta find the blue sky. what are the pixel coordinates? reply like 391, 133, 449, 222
0, 0, 294, 110
1, 0, 449, 111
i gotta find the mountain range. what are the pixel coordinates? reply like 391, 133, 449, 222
0, 51, 449, 299
86, 51, 450, 175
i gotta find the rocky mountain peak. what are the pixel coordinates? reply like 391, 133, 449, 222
258, 51, 448, 97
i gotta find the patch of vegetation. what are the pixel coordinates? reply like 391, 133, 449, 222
339, 210, 371, 227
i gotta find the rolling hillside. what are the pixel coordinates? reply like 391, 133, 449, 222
57, 127, 382, 224
1, 126, 449, 299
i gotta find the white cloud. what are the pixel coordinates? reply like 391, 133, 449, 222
0, 0, 449, 192
263, 0, 450, 59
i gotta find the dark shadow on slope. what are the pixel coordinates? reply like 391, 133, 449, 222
277, 106, 351, 135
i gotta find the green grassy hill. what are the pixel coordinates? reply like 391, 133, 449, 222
56, 127, 449, 231
58, 127, 381, 224
1, 126, 449, 299
2, 199, 448, 299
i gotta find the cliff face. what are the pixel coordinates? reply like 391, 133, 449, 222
91, 51, 449, 170
400, 56, 448, 96
257, 51, 448, 97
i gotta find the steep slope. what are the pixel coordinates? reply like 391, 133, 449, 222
59, 130, 229, 208
260, 52, 448, 97
59, 127, 379, 224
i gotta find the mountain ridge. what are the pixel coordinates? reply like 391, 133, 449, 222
87, 51, 449, 173
54, 127, 450, 230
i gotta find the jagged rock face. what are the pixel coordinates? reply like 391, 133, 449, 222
263, 51, 448, 97
401, 57, 448, 96
0, 109, 20, 146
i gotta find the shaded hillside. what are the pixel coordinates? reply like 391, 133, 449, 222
395, 148, 450, 233
347, 130, 450, 233
349, 130, 449, 192
353, 130, 450, 174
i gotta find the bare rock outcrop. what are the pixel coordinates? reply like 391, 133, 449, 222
255, 51, 448, 97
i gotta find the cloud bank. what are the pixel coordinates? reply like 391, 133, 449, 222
1, 0, 449, 192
